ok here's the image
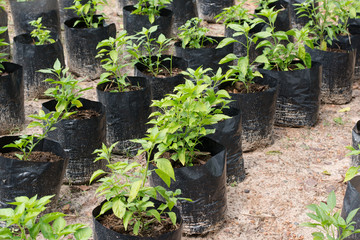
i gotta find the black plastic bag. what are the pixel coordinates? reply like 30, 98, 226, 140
171, 0, 197, 34
149, 137, 227, 235
352, 121, 360, 166
206, 107, 244, 183
92, 199, 183, 240
341, 176, 360, 239
0, 63, 24, 136
9, 0, 61, 36
259, 61, 322, 127
0, 8, 10, 57
96, 77, 152, 155
123, 6, 173, 39
64, 16, 116, 79
223, 76, 279, 151
196, 0, 235, 23
306, 45, 356, 104
0, 136, 68, 208
225, 21, 266, 61
334, 35, 360, 78
349, 15, 360, 36
175, 36, 233, 74
13, 33, 65, 99
117, 0, 138, 11
42, 98, 106, 185
134, 55, 187, 101
255, 0, 291, 32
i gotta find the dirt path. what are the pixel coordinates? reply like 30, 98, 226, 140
3, 0, 360, 239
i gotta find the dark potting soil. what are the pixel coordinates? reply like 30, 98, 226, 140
102, 82, 143, 92
67, 109, 100, 120
0, 151, 63, 162
142, 67, 183, 78
224, 81, 270, 94
327, 47, 348, 53
98, 212, 179, 237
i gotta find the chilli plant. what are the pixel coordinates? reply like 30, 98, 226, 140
0, 195, 92, 240
177, 17, 216, 49
301, 191, 360, 240
128, 25, 173, 77
67, 0, 108, 28
136, 67, 231, 168
90, 141, 190, 236
29, 17, 55, 45
253, 7, 313, 71
214, 0, 251, 26
96, 30, 133, 92
132, 0, 172, 24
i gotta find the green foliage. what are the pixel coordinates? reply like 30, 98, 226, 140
136, 67, 231, 167
0, 0, 5, 10
128, 25, 173, 77
66, 0, 107, 28
344, 145, 360, 182
254, 7, 313, 71
301, 191, 360, 240
3, 110, 71, 161
132, 0, 172, 24
39, 59, 92, 114
177, 17, 215, 49
0, 195, 92, 240
90, 142, 189, 236
96, 30, 132, 92
0, 26, 8, 73
215, 0, 251, 26
29, 17, 55, 45
295, 0, 360, 51
217, 18, 264, 93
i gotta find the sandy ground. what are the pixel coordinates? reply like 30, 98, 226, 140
3, 0, 360, 239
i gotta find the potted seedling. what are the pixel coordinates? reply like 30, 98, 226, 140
253, 7, 322, 127
40, 59, 106, 185
13, 17, 65, 99
0, 195, 92, 239
0, 27, 24, 136
302, 190, 360, 240
0, 1, 10, 56
9, 0, 61, 36
296, 0, 357, 104
129, 26, 188, 102
65, 0, 116, 78
0, 105, 70, 208
59, 0, 89, 27
217, 17, 279, 151
135, 67, 231, 234
175, 17, 233, 74
96, 30, 151, 155
196, 0, 234, 23
90, 142, 187, 239
255, 0, 292, 32
123, 0, 173, 39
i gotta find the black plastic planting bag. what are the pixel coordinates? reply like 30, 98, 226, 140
341, 176, 360, 240
334, 35, 360, 77
118, 0, 138, 10
175, 36, 233, 74
0, 136, 68, 208
13, 33, 65, 99
306, 46, 356, 104
64, 17, 116, 79
96, 77, 152, 155
92, 199, 183, 240
58, 0, 89, 26
0, 8, 10, 57
207, 107, 244, 183
42, 98, 106, 185
224, 76, 278, 151
9, 0, 61, 36
255, 0, 291, 32
0, 63, 25, 136
225, 22, 266, 61
149, 137, 227, 235
123, 6, 173, 39
134, 55, 187, 101
349, 15, 360, 35
352, 121, 360, 166
196, 0, 234, 23
259, 62, 322, 127
171, 0, 197, 33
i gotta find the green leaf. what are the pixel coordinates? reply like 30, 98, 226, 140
52, 217, 66, 234
74, 227, 92, 240
128, 180, 142, 203
133, 220, 141, 235
123, 211, 133, 230
327, 191, 336, 211
147, 209, 161, 222
167, 211, 177, 226
344, 167, 360, 182
219, 53, 238, 64
216, 38, 238, 49
346, 208, 360, 224
156, 158, 175, 181
155, 169, 171, 187
113, 199, 126, 219
254, 55, 269, 64
89, 169, 106, 184
40, 222, 55, 239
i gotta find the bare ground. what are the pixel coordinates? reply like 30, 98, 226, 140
3, 0, 360, 239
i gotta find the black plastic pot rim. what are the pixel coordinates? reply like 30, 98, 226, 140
64, 15, 107, 29
175, 36, 224, 49
96, 76, 147, 94
124, 5, 173, 18
258, 60, 322, 73
135, 55, 186, 77
14, 32, 61, 47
